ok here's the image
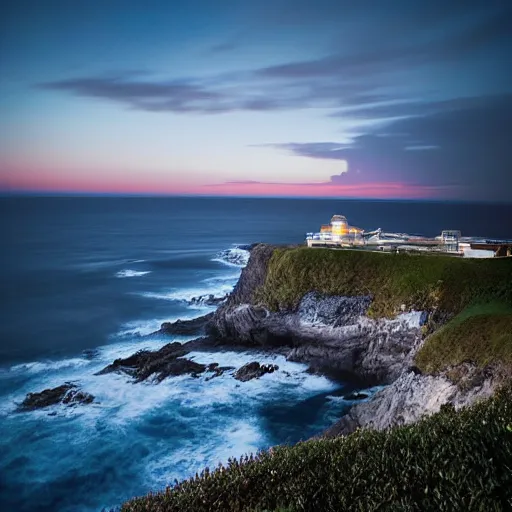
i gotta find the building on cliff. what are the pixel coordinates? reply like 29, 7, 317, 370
306, 215, 364, 246
306, 215, 510, 257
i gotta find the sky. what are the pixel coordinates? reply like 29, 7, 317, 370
0, 0, 511, 201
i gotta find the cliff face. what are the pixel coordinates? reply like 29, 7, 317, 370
209, 244, 510, 435
210, 246, 427, 385
324, 363, 505, 437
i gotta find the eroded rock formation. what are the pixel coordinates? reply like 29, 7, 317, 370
19, 383, 94, 410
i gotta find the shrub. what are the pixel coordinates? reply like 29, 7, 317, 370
415, 302, 512, 373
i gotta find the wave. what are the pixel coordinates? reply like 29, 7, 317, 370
0, 342, 355, 512
139, 281, 235, 304
326, 385, 386, 403
115, 269, 152, 278
10, 357, 91, 374
212, 246, 250, 268
75, 258, 146, 272
115, 313, 212, 337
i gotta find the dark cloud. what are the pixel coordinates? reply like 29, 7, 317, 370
38, 72, 379, 113
331, 95, 510, 120
263, 94, 512, 200
39, 2, 511, 118
39, 75, 227, 113
258, 8, 511, 80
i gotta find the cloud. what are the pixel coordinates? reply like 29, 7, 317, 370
39, 75, 229, 113
257, 9, 512, 80
201, 178, 454, 200
38, 4, 510, 117
259, 94, 512, 200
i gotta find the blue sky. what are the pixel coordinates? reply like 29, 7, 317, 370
1, 0, 511, 199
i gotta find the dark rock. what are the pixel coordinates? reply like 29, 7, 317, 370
298, 292, 372, 327
237, 243, 259, 252
205, 364, 236, 381
234, 361, 279, 382
96, 342, 188, 381
343, 391, 369, 401
211, 290, 423, 385
223, 244, 277, 307
158, 313, 214, 336
19, 383, 94, 410
189, 294, 228, 307
95, 340, 223, 382
153, 358, 207, 382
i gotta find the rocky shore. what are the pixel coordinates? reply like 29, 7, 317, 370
204, 243, 506, 435
21, 243, 507, 437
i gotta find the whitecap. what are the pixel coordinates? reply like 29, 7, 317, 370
115, 269, 152, 278
115, 317, 183, 337
212, 246, 250, 268
10, 358, 90, 374
139, 282, 235, 303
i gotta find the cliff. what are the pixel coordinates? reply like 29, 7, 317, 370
209, 244, 512, 432
122, 245, 512, 511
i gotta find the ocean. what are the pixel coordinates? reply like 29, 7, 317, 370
1, 196, 512, 511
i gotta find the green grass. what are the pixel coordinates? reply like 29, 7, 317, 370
415, 302, 512, 373
122, 385, 512, 512
253, 248, 512, 318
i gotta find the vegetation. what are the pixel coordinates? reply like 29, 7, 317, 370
254, 247, 512, 318
122, 385, 512, 512
415, 302, 512, 373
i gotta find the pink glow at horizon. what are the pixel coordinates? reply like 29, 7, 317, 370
1, 170, 450, 199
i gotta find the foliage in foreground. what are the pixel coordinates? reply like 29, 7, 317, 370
415, 301, 512, 373
123, 385, 512, 512
254, 247, 512, 318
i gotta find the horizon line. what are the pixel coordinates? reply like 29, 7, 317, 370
0, 190, 510, 205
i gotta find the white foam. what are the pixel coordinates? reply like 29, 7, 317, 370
10, 358, 90, 374
395, 311, 424, 329
1, 340, 357, 511
115, 269, 151, 278
212, 247, 250, 268
203, 273, 241, 284
115, 314, 211, 337
326, 385, 386, 403
139, 282, 235, 303
146, 419, 263, 488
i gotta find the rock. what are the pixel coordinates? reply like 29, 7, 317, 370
204, 364, 236, 381
96, 342, 190, 381
212, 298, 424, 385
223, 244, 277, 306
215, 246, 253, 267
158, 313, 214, 336
19, 383, 94, 410
189, 295, 228, 307
153, 358, 208, 382
234, 361, 279, 382
297, 292, 372, 326
209, 247, 426, 385
94, 339, 235, 382
323, 364, 503, 438
343, 391, 369, 401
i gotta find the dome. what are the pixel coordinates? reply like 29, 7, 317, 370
331, 215, 347, 223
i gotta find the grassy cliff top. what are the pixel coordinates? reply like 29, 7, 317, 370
254, 247, 512, 318
415, 301, 512, 373
122, 385, 512, 512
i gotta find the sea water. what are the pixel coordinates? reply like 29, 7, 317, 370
1, 196, 511, 511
